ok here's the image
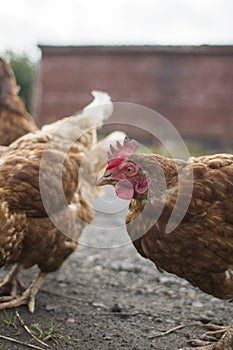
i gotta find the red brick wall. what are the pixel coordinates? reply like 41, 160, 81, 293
33, 46, 233, 147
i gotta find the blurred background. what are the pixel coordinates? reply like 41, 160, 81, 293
0, 0, 232, 153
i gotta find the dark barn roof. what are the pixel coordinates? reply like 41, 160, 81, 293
39, 44, 233, 55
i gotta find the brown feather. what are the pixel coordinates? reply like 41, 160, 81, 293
125, 153, 233, 300
0, 57, 38, 146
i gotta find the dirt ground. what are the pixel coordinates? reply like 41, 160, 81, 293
0, 190, 232, 350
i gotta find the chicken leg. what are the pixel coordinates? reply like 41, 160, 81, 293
0, 271, 47, 313
0, 264, 24, 296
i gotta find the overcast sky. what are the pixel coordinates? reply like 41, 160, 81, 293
0, 0, 232, 58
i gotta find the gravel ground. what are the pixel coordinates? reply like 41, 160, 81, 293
0, 188, 231, 350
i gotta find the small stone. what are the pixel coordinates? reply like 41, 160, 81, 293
103, 336, 112, 340
56, 274, 66, 282
58, 282, 68, 288
192, 301, 204, 308
135, 289, 145, 295
86, 255, 102, 263
110, 303, 122, 313
94, 265, 103, 272
110, 261, 121, 271
110, 261, 141, 273
46, 304, 60, 312
92, 302, 107, 309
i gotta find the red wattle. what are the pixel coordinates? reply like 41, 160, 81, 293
115, 180, 134, 200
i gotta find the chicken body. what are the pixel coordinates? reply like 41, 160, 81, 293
126, 153, 233, 300
0, 91, 113, 312
97, 139, 233, 349
0, 57, 38, 146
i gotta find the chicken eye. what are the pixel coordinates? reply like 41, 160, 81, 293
125, 166, 134, 174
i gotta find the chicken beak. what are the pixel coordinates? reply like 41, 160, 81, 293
96, 172, 115, 186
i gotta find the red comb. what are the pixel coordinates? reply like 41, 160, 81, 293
107, 137, 139, 161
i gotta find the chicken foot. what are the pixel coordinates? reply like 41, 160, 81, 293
0, 271, 47, 313
0, 264, 25, 296
183, 324, 233, 350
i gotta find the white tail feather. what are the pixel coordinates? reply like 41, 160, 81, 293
41, 91, 113, 140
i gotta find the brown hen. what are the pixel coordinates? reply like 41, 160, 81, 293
0, 57, 38, 146
97, 138, 233, 350
0, 91, 113, 313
